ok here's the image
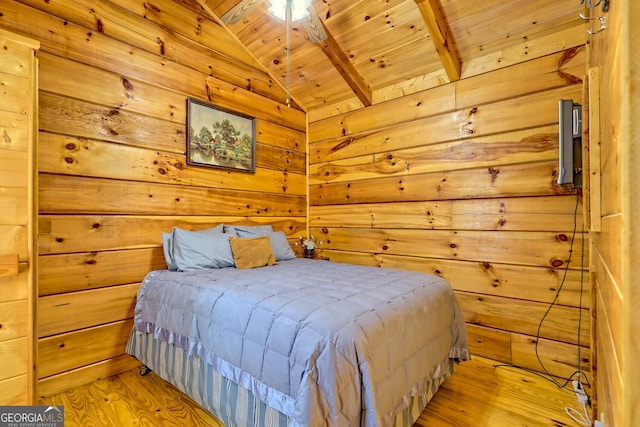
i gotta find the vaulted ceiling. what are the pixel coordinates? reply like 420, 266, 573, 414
182, 0, 582, 113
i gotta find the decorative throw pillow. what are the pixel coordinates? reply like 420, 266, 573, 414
229, 236, 277, 269
236, 229, 296, 261
162, 224, 225, 270
171, 227, 234, 271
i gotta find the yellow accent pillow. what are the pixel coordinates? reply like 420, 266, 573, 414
229, 236, 277, 269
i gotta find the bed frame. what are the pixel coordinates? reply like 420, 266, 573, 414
127, 330, 456, 427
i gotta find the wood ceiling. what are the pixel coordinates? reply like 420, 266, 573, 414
184, 0, 582, 113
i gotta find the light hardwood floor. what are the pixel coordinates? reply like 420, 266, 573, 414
40, 356, 588, 426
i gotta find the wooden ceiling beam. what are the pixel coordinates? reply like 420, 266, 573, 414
201, 0, 372, 108
219, 0, 261, 25
414, 0, 461, 82
315, 19, 372, 107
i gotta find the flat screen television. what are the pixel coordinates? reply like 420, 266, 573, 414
558, 99, 582, 187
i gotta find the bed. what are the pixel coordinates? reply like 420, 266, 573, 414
126, 226, 470, 427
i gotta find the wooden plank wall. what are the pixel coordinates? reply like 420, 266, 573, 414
308, 38, 590, 378
0, 29, 38, 404
0, 0, 306, 397
587, 0, 637, 425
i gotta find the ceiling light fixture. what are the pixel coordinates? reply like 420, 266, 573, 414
268, 0, 311, 21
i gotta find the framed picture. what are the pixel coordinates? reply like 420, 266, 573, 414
186, 97, 256, 173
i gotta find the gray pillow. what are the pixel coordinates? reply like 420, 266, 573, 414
161, 224, 224, 270
224, 224, 273, 237
162, 232, 178, 270
170, 226, 233, 271
236, 229, 296, 261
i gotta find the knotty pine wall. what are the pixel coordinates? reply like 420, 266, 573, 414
308, 45, 590, 379
588, 0, 639, 424
0, 0, 305, 398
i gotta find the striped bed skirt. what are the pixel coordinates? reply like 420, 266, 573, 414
126, 330, 454, 427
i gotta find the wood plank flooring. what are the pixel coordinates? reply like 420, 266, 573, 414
40, 356, 588, 426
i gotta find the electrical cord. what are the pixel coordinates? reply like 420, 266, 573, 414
493, 191, 592, 425
564, 218, 592, 426
566, 380, 592, 426
566, 403, 592, 426
532, 191, 581, 386
532, 192, 592, 425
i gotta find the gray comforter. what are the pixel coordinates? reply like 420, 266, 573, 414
133, 258, 469, 427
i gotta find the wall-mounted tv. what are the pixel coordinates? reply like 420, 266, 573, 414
558, 99, 582, 187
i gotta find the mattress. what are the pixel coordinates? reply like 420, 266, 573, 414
128, 258, 469, 426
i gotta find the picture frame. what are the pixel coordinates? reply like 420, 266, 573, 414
186, 97, 256, 173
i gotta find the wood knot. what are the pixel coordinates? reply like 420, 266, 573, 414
86, 259, 97, 265
489, 167, 500, 183
122, 78, 133, 92
449, 243, 457, 249
144, 2, 161, 13
551, 259, 564, 267
92, 223, 100, 228
157, 37, 165, 56
382, 245, 389, 250
330, 138, 353, 153
557, 234, 569, 242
